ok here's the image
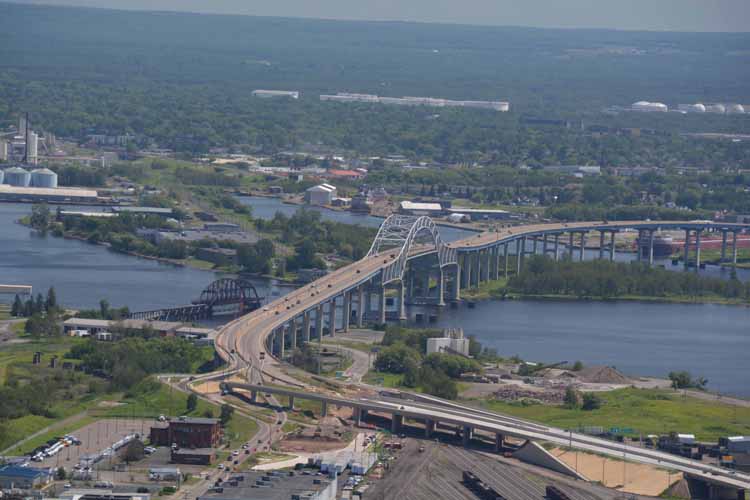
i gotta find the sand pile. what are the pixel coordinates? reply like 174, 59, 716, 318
576, 365, 630, 384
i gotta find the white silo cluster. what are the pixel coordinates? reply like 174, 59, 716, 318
631, 101, 669, 112
676, 103, 745, 115
1, 166, 58, 188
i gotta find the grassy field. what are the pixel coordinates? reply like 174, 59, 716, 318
478, 388, 750, 442
460, 277, 510, 300
362, 370, 404, 388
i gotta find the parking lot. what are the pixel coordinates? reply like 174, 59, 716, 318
34, 418, 151, 469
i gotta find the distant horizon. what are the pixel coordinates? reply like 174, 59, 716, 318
5, 0, 750, 33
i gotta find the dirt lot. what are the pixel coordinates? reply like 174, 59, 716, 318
550, 447, 681, 496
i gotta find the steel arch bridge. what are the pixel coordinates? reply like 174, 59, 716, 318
129, 278, 262, 322
367, 215, 457, 284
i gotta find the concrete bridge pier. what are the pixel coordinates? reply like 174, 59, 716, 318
250, 390, 257, 403
684, 229, 691, 269
568, 232, 575, 260
315, 304, 324, 340
472, 251, 481, 287
391, 414, 403, 434
378, 285, 387, 324
493, 245, 501, 280
481, 249, 490, 282
365, 288, 372, 322
437, 268, 446, 306
327, 299, 336, 337
579, 232, 587, 261
515, 239, 522, 274
342, 292, 351, 332
288, 396, 295, 410
397, 281, 407, 320
279, 325, 286, 358
732, 231, 739, 266
543, 233, 549, 256
289, 320, 297, 351
460, 254, 470, 290
357, 286, 365, 328
721, 230, 728, 263
695, 230, 702, 270
609, 231, 616, 261
648, 229, 655, 265
532, 236, 538, 255
599, 232, 605, 259
303, 311, 311, 343
462, 426, 473, 447
494, 433, 504, 453
425, 419, 435, 438
321, 401, 328, 417
504, 242, 509, 277
451, 263, 461, 301
553, 234, 560, 261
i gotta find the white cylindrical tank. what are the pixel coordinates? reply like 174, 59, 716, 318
632, 101, 668, 112
5, 166, 31, 186
726, 104, 745, 114
31, 168, 58, 188
705, 104, 726, 114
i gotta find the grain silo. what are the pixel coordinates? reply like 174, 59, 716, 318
4, 166, 31, 187
31, 168, 58, 188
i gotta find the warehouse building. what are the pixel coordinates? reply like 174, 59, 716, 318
305, 183, 337, 205
0, 184, 98, 203
252, 90, 300, 99
398, 200, 443, 216
63, 318, 183, 336
197, 471, 336, 500
0, 464, 53, 489
446, 207, 510, 221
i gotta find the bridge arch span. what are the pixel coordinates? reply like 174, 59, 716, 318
367, 215, 456, 284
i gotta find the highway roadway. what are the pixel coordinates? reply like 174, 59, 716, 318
214, 218, 750, 492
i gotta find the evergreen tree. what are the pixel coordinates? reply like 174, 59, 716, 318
11, 295, 22, 317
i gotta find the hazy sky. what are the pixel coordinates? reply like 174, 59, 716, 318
9, 0, 750, 32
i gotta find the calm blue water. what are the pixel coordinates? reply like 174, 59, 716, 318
411, 299, 750, 397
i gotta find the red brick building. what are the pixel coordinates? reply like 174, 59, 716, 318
150, 417, 222, 448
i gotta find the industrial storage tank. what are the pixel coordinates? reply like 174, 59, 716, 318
726, 104, 745, 114
631, 101, 668, 112
705, 104, 726, 114
4, 166, 31, 187
31, 168, 58, 188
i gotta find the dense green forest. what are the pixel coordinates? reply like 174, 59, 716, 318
0, 3, 749, 162
507, 256, 750, 301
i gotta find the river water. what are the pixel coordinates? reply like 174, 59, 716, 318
2, 199, 747, 397
410, 300, 750, 397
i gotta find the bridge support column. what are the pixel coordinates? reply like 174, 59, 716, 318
378, 286, 386, 324
494, 433, 504, 453
303, 311, 311, 343
397, 281, 407, 320
504, 243, 509, 277
328, 299, 336, 336
342, 292, 350, 332
482, 249, 490, 282
461, 254, 471, 289
357, 286, 365, 328
610, 231, 616, 261
515, 239, 522, 274
391, 414, 403, 434
721, 230, 728, 263
365, 288, 372, 322
462, 426, 472, 447
452, 263, 461, 301
288, 396, 295, 410
425, 419, 435, 438
599, 232, 605, 259
568, 232, 575, 260
321, 401, 328, 417
353, 407, 362, 426
532, 236, 538, 255
289, 320, 297, 351
543, 234, 548, 256
316, 304, 324, 340
437, 267, 445, 306
648, 229, 655, 265
579, 232, 586, 262
472, 251, 480, 287
695, 230, 702, 271
636, 229, 644, 262
554, 234, 560, 261
279, 326, 286, 359
683, 229, 691, 269
251, 390, 257, 403
732, 231, 738, 267
494, 246, 501, 280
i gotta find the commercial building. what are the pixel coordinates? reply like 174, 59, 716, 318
150, 417, 222, 448
252, 90, 300, 99
446, 207, 510, 221
0, 464, 52, 489
0, 184, 98, 203
197, 471, 337, 500
63, 318, 183, 336
170, 448, 215, 465
111, 206, 173, 216
321, 92, 509, 111
398, 200, 443, 216
305, 183, 337, 205
542, 165, 601, 176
